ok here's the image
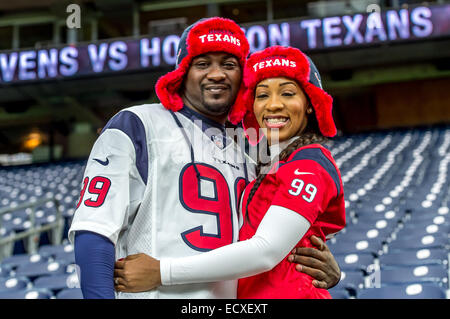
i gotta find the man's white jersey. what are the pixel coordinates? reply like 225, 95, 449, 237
68, 103, 256, 299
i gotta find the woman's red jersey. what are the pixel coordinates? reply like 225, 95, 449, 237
237, 144, 346, 299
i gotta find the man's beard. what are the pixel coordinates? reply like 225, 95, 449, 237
201, 95, 233, 117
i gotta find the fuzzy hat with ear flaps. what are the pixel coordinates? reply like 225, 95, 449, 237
155, 17, 250, 123
240, 45, 337, 145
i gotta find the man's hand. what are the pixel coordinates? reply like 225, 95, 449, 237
114, 253, 162, 293
288, 235, 341, 289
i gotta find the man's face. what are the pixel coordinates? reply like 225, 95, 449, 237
182, 52, 242, 123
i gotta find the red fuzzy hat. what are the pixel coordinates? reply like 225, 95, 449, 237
240, 46, 336, 145
155, 17, 250, 123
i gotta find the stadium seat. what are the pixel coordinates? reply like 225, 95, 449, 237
0, 226, 16, 243
38, 242, 73, 255
38, 242, 75, 263
334, 227, 393, 243
329, 238, 384, 255
15, 260, 69, 280
329, 287, 351, 299
403, 204, 447, 219
334, 253, 375, 272
357, 283, 447, 299
34, 273, 79, 294
53, 252, 75, 264
397, 220, 450, 237
379, 248, 448, 267
388, 233, 448, 251
0, 288, 54, 299
0, 276, 30, 292
379, 265, 448, 287
56, 288, 83, 299
0, 264, 13, 278
334, 270, 365, 292
0, 253, 50, 269
349, 217, 400, 232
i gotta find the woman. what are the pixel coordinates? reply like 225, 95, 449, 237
114, 46, 346, 298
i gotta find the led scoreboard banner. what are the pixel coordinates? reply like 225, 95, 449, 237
0, 4, 449, 84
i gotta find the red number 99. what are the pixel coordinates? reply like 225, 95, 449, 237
76, 176, 111, 208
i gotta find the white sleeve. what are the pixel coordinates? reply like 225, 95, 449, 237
68, 128, 144, 245
160, 205, 311, 285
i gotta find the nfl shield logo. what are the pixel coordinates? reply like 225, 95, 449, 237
211, 135, 224, 149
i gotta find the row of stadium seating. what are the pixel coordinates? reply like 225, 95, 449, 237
0, 242, 82, 298
327, 126, 449, 298
0, 126, 448, 298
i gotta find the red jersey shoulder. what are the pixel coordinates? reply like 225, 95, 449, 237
277, 144, 342, 197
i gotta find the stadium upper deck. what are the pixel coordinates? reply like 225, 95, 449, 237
0, 0, 449, 162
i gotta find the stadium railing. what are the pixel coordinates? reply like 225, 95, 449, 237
0, 198, 64, 262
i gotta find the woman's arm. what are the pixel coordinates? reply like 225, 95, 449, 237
163, 205, 310, 285
114, 205, 310, 292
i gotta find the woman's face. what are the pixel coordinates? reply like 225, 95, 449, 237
253, 77, 309, 144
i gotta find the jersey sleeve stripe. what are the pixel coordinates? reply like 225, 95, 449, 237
286, 148, 341, 196
101, 110, 148, 185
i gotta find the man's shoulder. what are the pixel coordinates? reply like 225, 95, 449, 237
121, 103, 164, 116
102, 103, 171, 135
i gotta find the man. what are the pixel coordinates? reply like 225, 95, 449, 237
69, 17, 341, 299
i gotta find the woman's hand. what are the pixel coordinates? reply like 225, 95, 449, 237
114, 253, 162, 293
288, 235, 341, 289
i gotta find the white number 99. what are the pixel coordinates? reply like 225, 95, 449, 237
288, 179, 305, 196
288, 178, 317, 203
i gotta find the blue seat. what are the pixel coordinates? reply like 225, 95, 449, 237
329, 287, 351, 299
379, 248, 448, 267
0, 264, 13, 278
406, 209, 448, 222
38, 243, 75, 263
397, 220, 449, 237
15, 260, 68, 281
350, 218, 400, 232
357, 283, 446, 299
335, 227, 393, 242
1, 253, 50, 269
335, 253, 375, 272
335, 270, 365, 292
379, 264, 448, 287
0, 276, 30, 293
0, 288, 53, 299
38, 243, 73, 256
388, 233, 448, 251
56, 288, 83, 299
329, 238, 384, 255
34, 273, 79, 293
9, 209, 28, 220
53, 250, 75, 264
0, 225, 14, 238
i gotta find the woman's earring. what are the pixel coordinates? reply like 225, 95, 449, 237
307, 108, 313, 114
